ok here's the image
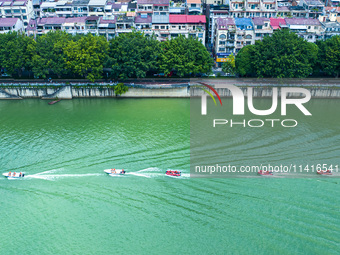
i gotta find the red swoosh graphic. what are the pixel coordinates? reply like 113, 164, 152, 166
199, 82, 223, 106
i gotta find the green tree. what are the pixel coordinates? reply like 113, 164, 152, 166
114, 82, 129, 96
159, 35, 213, 77
63, 33, 109, 81
252, 29, 318, 78
32, 31, 72, 79
317, 36, 340, 77
107, 31, 161, 79
235, 45, 256, 77
0, 32, 36, 77
222, 53, 235, 75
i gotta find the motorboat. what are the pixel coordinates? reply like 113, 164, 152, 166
258, 170, 273, 176
317, 170, 332, 175
104, 169, 126, 175
3, 172, 25, 179
166, 170, 181, 177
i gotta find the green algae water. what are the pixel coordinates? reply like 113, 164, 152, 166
0, 98, 339, 254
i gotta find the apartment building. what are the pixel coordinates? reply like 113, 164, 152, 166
168, 15, 205, 42
322, 21, 340, 40
206, 4, 229, 48
186, 0, 202, 15
214, 18, 236, 65
235, 17, 254, 52
0, 0, 34, 27
285, 17, 323, 42
0, 17, 24, 33
252, 17, 273, 41
137, 0, 169, 15
229, 0, 278, 18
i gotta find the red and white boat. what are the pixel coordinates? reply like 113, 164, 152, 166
317, 170, 332, 175
3, 172, 25, 179
104, 169, 126, 175
258, 170, 273, 176
166, 170, 181, 177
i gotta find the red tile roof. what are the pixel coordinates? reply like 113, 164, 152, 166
270, 18, 286, 30
169, 15, 205, 24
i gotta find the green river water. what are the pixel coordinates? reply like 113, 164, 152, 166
0, 98, 339, 254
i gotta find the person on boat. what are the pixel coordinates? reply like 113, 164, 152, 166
8, 171, 11, 177
122, 169, 125, 174
13, 172, 16, 176
19, 172, 22, 177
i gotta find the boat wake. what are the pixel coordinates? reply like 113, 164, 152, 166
26, 173, 102, 181
2, 167, 189, 181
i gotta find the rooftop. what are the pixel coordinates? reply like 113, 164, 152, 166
186, 0, 201, 3
0, 18, 19, 27
303, 0, 324, 5
99, 16, 116, 24
270, 17, 286, 29
216, 17, 235, 28
252, 17, 270, 26
152, 14, 169, 23
38, 17, 66, 25
137, 0, 169, 4
88, 0, 107, 6
235, 18, 253, 29
135, 14, 152, 23
169, 15, 205, 23
285, 18, 321, 26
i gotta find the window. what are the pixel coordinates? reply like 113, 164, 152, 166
198, 33, 203, 38
22, 9, 26, 13
219, 41, 226, 45
256, 33, 261, 37
257, 25, 262, 29
308, 26, 311, 29
155, 26, 159, 29
191, 4, 196, 7
218, 47, 226, 52
219, 34, 226, 39
161, 26, 165, 29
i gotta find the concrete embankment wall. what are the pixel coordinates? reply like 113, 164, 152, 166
3, 88, 59, 98
190, 87, 340, 98
71, 87, 189, 98
1, 85, 340, 99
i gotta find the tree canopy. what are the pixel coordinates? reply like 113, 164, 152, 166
107, 31, 161, 79
317, 35, 340, 78
221, 53, 236, 75
236, 29, 318, 78
159, 35, 213, 77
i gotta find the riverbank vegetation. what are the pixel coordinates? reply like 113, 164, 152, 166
0, 30, 339, 80
0, 31, 212, 81
234, 29, 340, 78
